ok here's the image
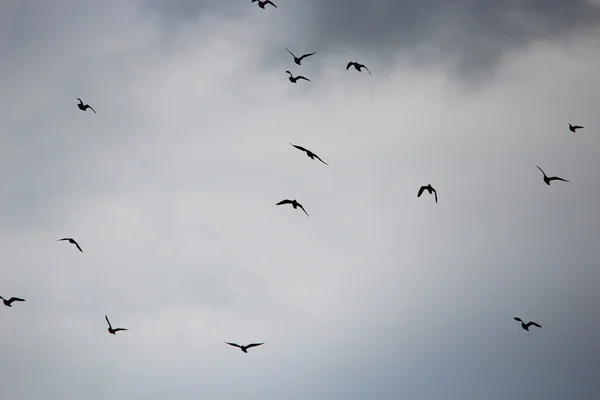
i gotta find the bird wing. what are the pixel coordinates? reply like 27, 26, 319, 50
245, 342, 264, 349
363, 65, 372, 75
433, 189, 438, 203
276, 199, 293, 206
8, 297, 25, 304
88, 106, 97, 114
297, 76, 310, 81
298, 204, 310, 217
417, 186, 425, 197
224, 342, 242, 348
299, 52, 316, 60
315, 155, 329, 165
346, 62, 354, 70
514, 317, 523, 322
105, 315, 112, 329
535, 165, 546, 176
265, 0, 277, 7
286, 48, 296, 58
573, 125, 583, 129
290, 143, 307, 152
548, 177, 569, 183
58, 238, 70, 242
113, 328, 128, 332
72, 240, 83, 252
529, 322, 542, 328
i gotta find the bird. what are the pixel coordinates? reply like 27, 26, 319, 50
535, 165, 570, 185
58, 237, 83, 253
346, 61, 372, 75
252, 0, 277, 9
514, 317, 542, 331
276, 199, 310, 216
285, 71, 310, 83
290, 143, 328, 165
77, 98, 96, 114
286, 48, 316, 65
568, 123, 583, 133
105, 315, 128, 335
0, 296, 25, 307
224, 342, 264, 353
417, 184, 437, 203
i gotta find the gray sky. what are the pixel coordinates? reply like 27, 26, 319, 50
1, 1, 600, 399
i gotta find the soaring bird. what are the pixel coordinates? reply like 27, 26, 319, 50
568, 123, 583, 133
105, 315, 128, 335
346, 61, 371, 75
0, 296, 25, 307
535, 165, 569, 185
252, 0, 277, 9
77, 98, 96, 114
514, 317, 542, 331
290, 143, 328, 165
224, 342, 264, 353
58, 238, 83, 253
285, 71, 310, 83
417, 184, 437, 203
286, 48, 316, 65
276, 199, 310, 216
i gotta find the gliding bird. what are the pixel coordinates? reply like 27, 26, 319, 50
105, 315, 128, 335
224, 341, 265, 353
417, 184, 437, 203
276, 199, 310, 216
286, 71, 310, 83
568, 123, 583, 133
346, 61, 371, 75
535, 165, 569, 185
58, 238, 83, 253
77, 98, 96, 114
0, 296, 25, 307
514, 317, 542, 331
286, 48, 316, 65
290, 143, 328, 165
252, 0, 277, 9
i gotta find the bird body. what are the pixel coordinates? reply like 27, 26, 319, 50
0, 296, 25, 307
276, 199, 310, 216
77, 98, 96, 114
417, 184, 437, 203
105, 315, 128, 335
286, 48, 316, 65
569, 123, 583, 133
290, 143, 328, 165
224, 342, 264, 353
252, 0, 276, 9
514, 317, 542, 331
346, 61, 371, 75
535, 165, 569, 185
285, 71, 310, 83
58, 237, 83, 253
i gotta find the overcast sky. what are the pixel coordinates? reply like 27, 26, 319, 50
1, 1, 600, 399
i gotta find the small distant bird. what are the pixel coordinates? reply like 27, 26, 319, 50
286, 71, 310, 83
276, 199, 310, 217
77, 98, 96, 114
105, 315, 128, 335
224, 342, 264, 353
417, 184, 437, 203
286, 48, 316, 65
252, 0, 277, 9
346, 61, 371, 75
568, 123, 583, 133
290, 143, 328, 165
58, 238, 83, 253
535, 165, 569, 185
0, 296, 25, 307
514, 317, 542, 331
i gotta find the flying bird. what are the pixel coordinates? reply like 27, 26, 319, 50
514, 317, 542, 331
252, 0, 277, 9
417, 184, 437, 203
286, 48, 316, 65
58, 238, 83, 253
276, 199, 310, 216
346, 61, 372, 75
224, 342, 265, 353
290, 143, 328, 165
535, 165, 569, 185
286, 71, 310, 83
77, 98, 96, 114
568, 123, 583, 133
105, 315, 128, 335
0, 296, 25, 307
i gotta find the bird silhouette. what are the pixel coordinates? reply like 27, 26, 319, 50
417, 184, 437, 203
105, 315, 128, 335
224, 342, 264, 353
58, 238, 83, 253
535, 165, 569, 185
286, 71, 310, 83
290, 143, 328, 165
514, 317, 542, 331
286, 48, 316, 65
0, 296, 25, 307
346, 61, 371, 75
568, 123, 583, 133
77, 98, 96, 114
252, 0, 277, 9
276, 199, 310, 216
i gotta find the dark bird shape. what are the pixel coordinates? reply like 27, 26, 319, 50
568, 123, 583, 133
346, 61, 372, 75
417, 184, 437, 203
514, 317, 542, 331
286, 71, 310, 83
276, 199, 310, 217
105, 315, 128, 335
77, 98, 96, 114
252, 0, 277, 9
224, 342, 265, 353
286, 48, 316, 65
58, 237, 83, 253
0, 296, 25, 307
290, 143, 328, 165
535, 165, 569, 185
